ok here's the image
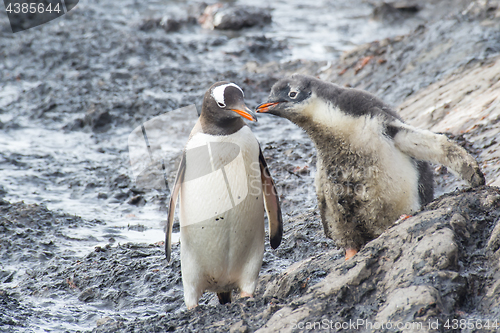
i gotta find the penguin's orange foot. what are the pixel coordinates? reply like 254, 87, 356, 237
187, 304, 198, 310
240, 291, 253, 298
399, 214, 412, 220
345, 248, 358, 260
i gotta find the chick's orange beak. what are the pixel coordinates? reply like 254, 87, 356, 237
256, 102, 281, 113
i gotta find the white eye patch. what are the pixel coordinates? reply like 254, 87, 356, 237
211, 83, 244, 108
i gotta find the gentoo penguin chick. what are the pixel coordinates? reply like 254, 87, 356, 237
165, 82, 283, 309
256, 74, 484, 260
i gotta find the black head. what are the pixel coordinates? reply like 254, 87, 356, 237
255, 74, 318, 122
257, 74, 402, 125
201, 81, 256, 127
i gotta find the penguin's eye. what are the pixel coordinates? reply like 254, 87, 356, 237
217, 102, 226, 108
289, 91, 298, 99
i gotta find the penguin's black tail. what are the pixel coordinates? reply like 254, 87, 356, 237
217, 292, 232, 305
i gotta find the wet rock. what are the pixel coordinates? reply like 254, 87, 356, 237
94, 317, 126, 332
84, 106, 113, 132
94, 245, 110, 252
263, 252, 333, 300
161, 17, 183, 32
112, 174, 131, 190
376, 285, 443, 323
96, 317, 114, 327
134, 161, 170, 191
247, 36, 286, 56
127, 224, 148, 233
161, 16, 197, 33
230, 320, 249, 333
462, 0, 500, 20
255, 187, 500, 331
372, 2, 420, 23
449, 213, 470, 238
111, 70, 131, 81
488, 220, 500, 253
128, 195, 146, 206
199, 4, 272, 30
113, 191, 130, 201
139, 16, 197, 33
1, 271, 15, 284
63, 117, 85, 131
138, 18, 159, 31
79, 287, 98, 303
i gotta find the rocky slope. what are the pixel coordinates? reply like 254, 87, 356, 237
257, 187, 500, 333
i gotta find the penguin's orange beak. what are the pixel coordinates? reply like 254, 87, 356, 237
255, 102, 281, 113
232, 103, 257, 122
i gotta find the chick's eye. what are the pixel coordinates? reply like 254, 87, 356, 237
289, 91, 298, 98
217, 102, 225, 108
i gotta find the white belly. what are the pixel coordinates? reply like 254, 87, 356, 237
179, 127, 265, 290
311, 103, 421, 237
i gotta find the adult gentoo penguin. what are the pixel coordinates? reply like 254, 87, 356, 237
256, 74, 485, 260
165, 82, 283, 309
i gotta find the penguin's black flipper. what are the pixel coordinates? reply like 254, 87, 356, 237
259, 148, 283, 249
390, 121, 485, 187
165, 151, 186, 262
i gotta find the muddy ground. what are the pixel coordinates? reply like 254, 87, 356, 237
1, 0, 500, 332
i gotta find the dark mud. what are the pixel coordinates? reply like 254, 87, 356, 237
11, 187, 496, 333
1, 0, 500, 331
0, 200, 101, 331
0, 200, 99, 267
